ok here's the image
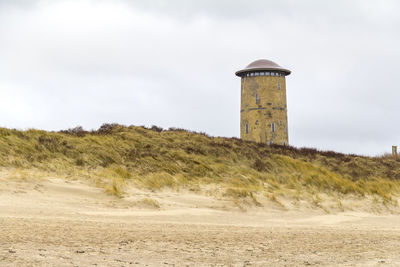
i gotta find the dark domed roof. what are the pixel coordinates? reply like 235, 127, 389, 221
235, 59, 291, 76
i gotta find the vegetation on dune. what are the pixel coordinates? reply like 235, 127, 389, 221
0, 124, 399, 206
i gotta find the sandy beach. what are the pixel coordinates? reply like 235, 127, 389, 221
1, 177, 400, 266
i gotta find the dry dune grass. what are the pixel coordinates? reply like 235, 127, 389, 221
1, 124, 400, 208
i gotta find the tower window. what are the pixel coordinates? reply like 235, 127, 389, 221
284, 125, 287, 133
266, 72, 270, 76
255, 94, 260, 104
271, 123, 275, 133
278, 82, 281, 90
255, 120, 259, 125
245, 123, 249, 134
260, 72, 264, 76
255, 72, 259, 76
250, 73, 254, 76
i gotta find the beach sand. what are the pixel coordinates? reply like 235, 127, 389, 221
1, 176, 400, 266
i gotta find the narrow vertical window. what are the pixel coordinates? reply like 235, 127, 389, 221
278, 82, 281, 90
284, 125, 287, 134
255, 93, 259, 104
271, 123, 275, 133
245, 123, 249, 134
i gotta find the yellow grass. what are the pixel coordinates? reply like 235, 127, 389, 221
0, 124, 399, 203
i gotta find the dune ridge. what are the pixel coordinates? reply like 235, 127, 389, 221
1, 123, 400, 210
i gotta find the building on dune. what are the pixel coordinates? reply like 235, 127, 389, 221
236, 59, 291, 145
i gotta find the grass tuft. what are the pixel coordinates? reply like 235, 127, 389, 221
136, 198, 161, 209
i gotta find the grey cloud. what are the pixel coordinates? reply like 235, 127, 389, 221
0, 0, 399, 155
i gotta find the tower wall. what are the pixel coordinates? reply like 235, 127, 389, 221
240, 74, 288, 145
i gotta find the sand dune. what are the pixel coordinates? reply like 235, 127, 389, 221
1, 176, 400, 266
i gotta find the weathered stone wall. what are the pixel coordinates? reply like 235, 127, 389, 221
240, 75, 289, 145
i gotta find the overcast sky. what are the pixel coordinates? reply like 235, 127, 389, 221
1, 0, 399, 156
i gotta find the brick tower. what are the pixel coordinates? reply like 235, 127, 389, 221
235, 59, 291, 145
